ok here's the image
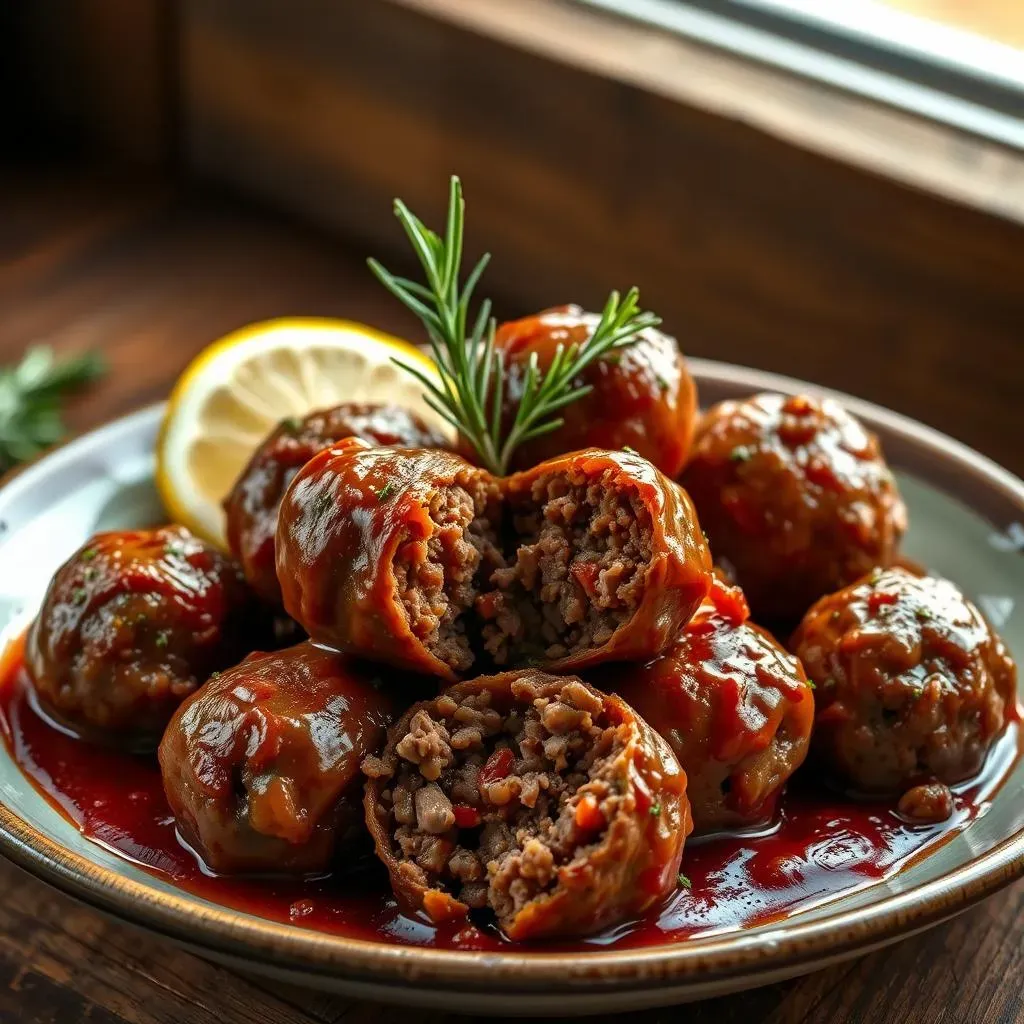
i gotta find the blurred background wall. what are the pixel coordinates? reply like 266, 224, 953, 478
3, 0, 1022, 469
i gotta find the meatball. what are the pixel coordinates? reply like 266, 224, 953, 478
791, 567, 1018, 794
159, 642, 394, 874
26, 526, 259, 749
479, 447, 711, 672
362, 669, 690, 940
476, 305, 698, 476
224, 402, 450, 605
681, 392, 907, 624
276, 438, 505, 680
276, 442, 711, 680
600, 577, 814, 833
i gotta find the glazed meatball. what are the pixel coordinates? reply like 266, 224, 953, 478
681, 392, 907, 624
160, 642, 394, 874
474, 305, 698, 476
276, 441, 710, 680
791, 567, 1018, 795
26, 526, 259, 749
600, 577, 814, 833
224, 402, 450, 605
276, 438, 505, 680
362, 669, 690, 940
479, 447, 711, 672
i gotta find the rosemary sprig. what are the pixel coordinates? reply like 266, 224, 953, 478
0, 346, 106, 472
368, 176, 660, 475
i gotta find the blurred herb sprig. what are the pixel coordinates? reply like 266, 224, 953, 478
0, 347, 106, 473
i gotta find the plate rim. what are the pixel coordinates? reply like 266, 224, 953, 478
0, 359, 1022, 997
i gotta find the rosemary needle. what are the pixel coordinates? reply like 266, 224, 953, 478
368, 176, 660, 475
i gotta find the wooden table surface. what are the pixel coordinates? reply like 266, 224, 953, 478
0, 169, 1021, 1024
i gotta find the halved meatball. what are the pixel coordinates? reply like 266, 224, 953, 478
598, 577, 814, 833
791, 567, 1018, 795
26, 526, 260, 749
466, 305, 698, 476
362, 669, 690, 940
159, 642, 394, 874
681, 393, 907, 625
276, 442, 711, 680
478, 448, 711, 671
276, 438, 505, 680
225, 403, 450, 605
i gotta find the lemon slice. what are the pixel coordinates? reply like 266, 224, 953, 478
156, 317, 451, 548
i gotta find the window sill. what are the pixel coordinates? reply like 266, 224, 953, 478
388, 0, 1024, 224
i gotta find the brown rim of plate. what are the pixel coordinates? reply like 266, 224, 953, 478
0, 358, 1021, 995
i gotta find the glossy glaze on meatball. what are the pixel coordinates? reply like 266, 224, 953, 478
26, 526, 260, 749
600, 577, 814, 833
159, 642, 394, 874
276, 438, 506, 680
225, 403, 450, 605
470, 305, 697, 476
681, 392, 907, 625
791, 567, 1018, 795
276, 442, 711, 681
362, 669, 690, 940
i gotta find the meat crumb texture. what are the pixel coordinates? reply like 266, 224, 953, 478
363, 670, 690, 940
390, 463, 660, 676
481, 468, 653, 665
392, 475, 504, 673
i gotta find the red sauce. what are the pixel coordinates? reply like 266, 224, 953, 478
0, 641, 1018, 953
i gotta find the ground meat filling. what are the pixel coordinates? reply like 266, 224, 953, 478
363, 677, 630, 924
480, 470, 654, 664
391, 475, 504, 673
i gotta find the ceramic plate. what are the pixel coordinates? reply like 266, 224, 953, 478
0, 359, 1021, 1015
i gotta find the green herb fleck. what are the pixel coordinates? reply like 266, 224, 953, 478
621, 445, 638, 454
155, 631, 170, 649
729, 446, 752, 463
376, 482, 395, 502
655, 373, 670, 392
915, 607, 932, 621
649, 803, 662, 817
81, 547, 97, 561
209, 671, 221, 680
280, 416, 303, 435
72, 587, 87, 604
678, 873, 692, 889
807, 679, 816, 690
164, 543, 185, 559
869, 568, 882, 585
84, 567, 97, 582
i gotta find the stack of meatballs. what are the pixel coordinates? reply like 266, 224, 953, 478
26, 306, 1018, 941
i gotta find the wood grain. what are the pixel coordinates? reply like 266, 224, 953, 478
1, 169, 1023, 1024
182, 0, 1024, 479
386, 0, 1024, 222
